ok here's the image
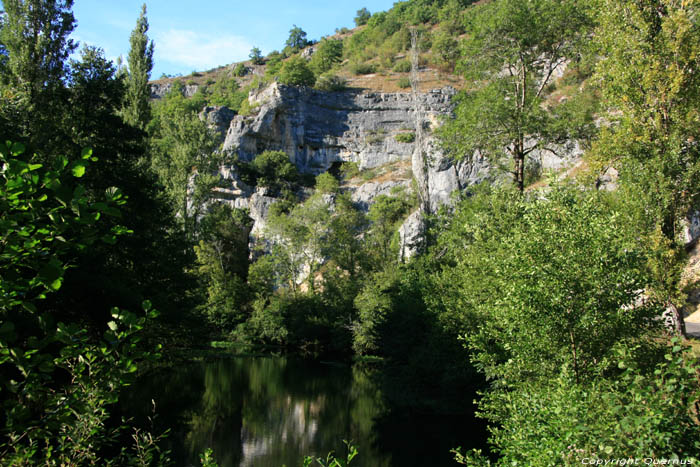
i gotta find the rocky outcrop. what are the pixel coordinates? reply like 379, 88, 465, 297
350, 180, 412, 212
200, 82, 580, 255
150, 82, 200, 99
222, 83, 457, 172
200, 106, 236, 140
399, 210, 425, 260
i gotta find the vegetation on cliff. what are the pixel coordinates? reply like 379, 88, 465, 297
1, 0, 699, 465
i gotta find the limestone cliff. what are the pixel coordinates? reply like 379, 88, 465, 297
201, 82, 580, 255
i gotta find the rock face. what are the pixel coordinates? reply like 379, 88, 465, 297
398, 210, 425, 260
202, 82, 579, 256
222, 83, 457, 172
150, 82, 199, 99
200, 106, 236, 140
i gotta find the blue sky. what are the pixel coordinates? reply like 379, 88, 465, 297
63, 1, 397, 78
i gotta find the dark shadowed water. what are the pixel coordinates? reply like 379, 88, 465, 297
121, 356, 487, 467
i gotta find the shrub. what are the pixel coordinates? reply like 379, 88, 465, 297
278, 56, 316, 87
232, 63, 248, 77
392, 59, 412, 72
395, 132, 415, 143
339, 161, 360, 180
365, 129, 386, 144
351, 62, 377, 75
432, 31, 459, 69
251, 150, 300, 193
397, 77, 411, 89
309, 37, 343, 75
315, 172, 340, 194
315, 73, 347, 91
0, 142, 167, 464
237, 97, 260, 117
249, 47, 264, 65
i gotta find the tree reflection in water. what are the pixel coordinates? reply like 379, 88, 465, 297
121, 357, 482, 467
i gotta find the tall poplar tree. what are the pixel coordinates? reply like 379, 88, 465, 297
123, 3, 154, 130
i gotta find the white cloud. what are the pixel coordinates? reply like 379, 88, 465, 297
155, 29, 252, 71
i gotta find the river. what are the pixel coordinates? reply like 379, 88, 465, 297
121, 356, 488, 466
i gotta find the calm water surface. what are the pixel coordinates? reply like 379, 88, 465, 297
122, 356, 486, 467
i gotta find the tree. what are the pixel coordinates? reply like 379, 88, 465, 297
354, 8, 371, 27
309, 38, 343, 75
433, 185, 699, 464
123, 3, 154, 130
249, 46, 264, 65
150, 90, 221, 238
60, 45, 194, 322
591, 0, 700, 338
285, 24, 309, 52
439, 0, 592, 192
250, 150, 300, 194
278, 55, 316, 87
432, 31, 459, 70
456, 347, 700, 465
195, 205, 253, 329
434, 184, 661, 385
367, 191, 413, 267
266, 191, 332, 293
0, 0, 76, 142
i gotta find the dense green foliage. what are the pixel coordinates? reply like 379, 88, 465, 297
354, 8, 371, 27
439, 0, 594, 191
309, 38, 343, 75
278, 55, 316, 87
249, 47, 264, 65
591, 0, 700, 336
285, 24, 311, 53
0, 142, 168, 464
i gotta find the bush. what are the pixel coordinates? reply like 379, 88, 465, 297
395, 132, 415, 143
232, 63, 248, 77
351, 62, 377, 75
0, 142, 167, 464
457, 346, 700, 465
309, 37, 343, 75
249, 47, 264, 65
432, 31, 459, 69
392, 59, 412, 72
315, 73, 347, 91
397, 77, 411, 88
315, 172, 340, 194
339, 161, 360, 180
278, 56, 316, 86
250, 150, 300, 193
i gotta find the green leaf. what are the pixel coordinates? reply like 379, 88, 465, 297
71, 161, 87, 178
107, 321, 118, 331
81, 148, 93, 160
10, 142, 25, 156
